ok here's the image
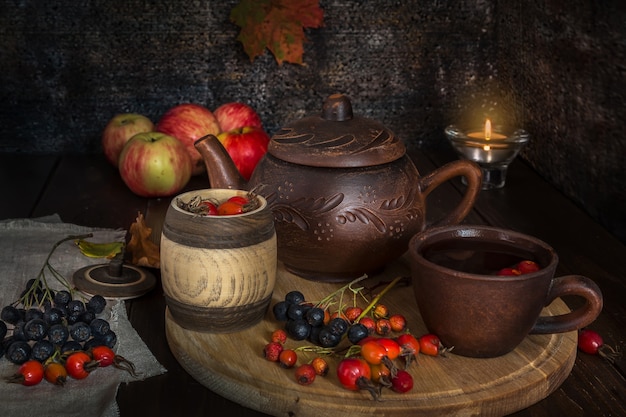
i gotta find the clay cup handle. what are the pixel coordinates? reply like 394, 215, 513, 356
531, 275, 603, 334
419, 159, 483, 227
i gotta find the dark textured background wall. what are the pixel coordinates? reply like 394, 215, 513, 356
1, 0, 624, 243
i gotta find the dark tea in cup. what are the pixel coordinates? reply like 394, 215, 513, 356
422, 240, 541, 276
409, 225, 603, 358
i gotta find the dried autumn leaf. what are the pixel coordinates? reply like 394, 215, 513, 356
127, 212, 160, 269
230, 0, 324, 65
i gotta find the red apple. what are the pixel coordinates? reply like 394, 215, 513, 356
217, 127, 270, 180
214, 102, 263, 133
156, 103, 220, 175
118, 132, 192, 197
102, 113, 154, 166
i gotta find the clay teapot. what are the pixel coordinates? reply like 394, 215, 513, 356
195, 94, 482, 282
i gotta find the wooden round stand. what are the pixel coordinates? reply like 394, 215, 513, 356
166, 258, 577, 417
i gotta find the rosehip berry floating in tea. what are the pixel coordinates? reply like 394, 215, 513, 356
517, 260, 540, 274
496, 267, 521, 276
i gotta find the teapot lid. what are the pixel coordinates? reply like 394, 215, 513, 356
268, 94, 406, 167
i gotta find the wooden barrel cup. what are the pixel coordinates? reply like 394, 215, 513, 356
160, 189, 277, 333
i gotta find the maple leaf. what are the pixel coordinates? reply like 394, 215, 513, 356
230, 0, 324, 65
126, 212, 160, 269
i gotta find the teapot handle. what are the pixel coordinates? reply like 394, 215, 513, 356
418, 160, 482, 227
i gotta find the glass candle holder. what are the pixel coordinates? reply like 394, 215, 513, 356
445, 125, 530, 190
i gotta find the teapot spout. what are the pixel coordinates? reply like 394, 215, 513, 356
194, 134, 247, 190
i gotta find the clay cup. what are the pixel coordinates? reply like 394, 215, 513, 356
408, 225, 603, 358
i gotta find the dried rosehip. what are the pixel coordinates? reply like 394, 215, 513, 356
389, 314, 407, 332
375, 318, 391, 336
373, 304, 389, 319
263, 342, 283, 362
358, 316, 376, 335
311, 357, 329, 376
271, 329, 288, 344
343, 306, 363, 323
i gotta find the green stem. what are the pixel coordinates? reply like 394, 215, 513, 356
354, 276, 405, 323
314, 274, 369, 311
20, 233, 93, 307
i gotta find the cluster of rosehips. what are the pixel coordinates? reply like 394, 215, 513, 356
496, 259, 540, 276
178, 194, 260, 216
263, 328, 329, 386
334, 331, 451, 399
264, 281, 452, 398
5, 345, 137, 386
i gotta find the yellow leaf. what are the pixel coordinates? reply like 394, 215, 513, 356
75, 240, 124, 259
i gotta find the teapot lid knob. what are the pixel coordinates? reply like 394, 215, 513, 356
322, 93, 353, 122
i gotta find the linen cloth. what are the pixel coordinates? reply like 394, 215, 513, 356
0, 215, 166, 417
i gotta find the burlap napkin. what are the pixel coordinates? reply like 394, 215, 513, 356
0, 215, 167, 417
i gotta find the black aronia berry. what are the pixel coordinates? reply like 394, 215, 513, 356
1, 234, 118, 369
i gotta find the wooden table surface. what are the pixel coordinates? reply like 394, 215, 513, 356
1, 149, 625, 416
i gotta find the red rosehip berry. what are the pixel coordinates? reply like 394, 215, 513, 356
389, 314, 407, 332
278, 349, 298, 368
294, 363, 316, 385
263, 342, 283, 362
271, 329, 288, 344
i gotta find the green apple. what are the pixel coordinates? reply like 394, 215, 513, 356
102, 113, 155, 167
118, 132, 192, 197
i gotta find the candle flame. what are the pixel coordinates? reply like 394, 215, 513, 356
483, 118, 492, 150
484, 118, 492, 141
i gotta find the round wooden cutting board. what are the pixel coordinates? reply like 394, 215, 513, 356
165, 257, 577, 417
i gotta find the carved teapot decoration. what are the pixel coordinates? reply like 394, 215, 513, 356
195, 93, 482, 282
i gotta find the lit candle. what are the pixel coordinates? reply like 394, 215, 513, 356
467, 119, 507, 150
467, 119, 507, 140
445, 120, 529, 190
